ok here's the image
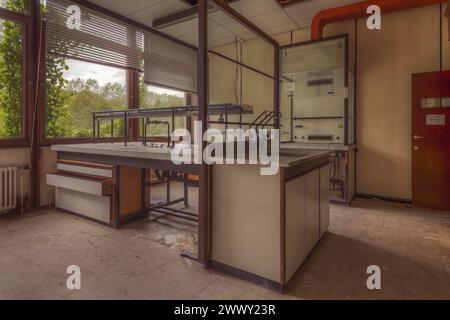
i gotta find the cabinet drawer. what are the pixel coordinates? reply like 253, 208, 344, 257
47, 173, 112, 196
57, 160, 113, 178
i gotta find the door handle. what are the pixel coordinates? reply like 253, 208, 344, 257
413, 135, 425, 140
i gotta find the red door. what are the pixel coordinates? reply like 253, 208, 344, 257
412, 71, 450, 211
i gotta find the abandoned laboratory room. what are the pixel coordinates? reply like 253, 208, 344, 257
0, 0, 450, 305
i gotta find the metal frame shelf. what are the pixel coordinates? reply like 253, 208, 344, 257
92, 103, 253, 146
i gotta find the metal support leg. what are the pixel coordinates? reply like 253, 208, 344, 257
111, 119, 114, 142
142, 118, 147, 145
93, 116, 96, 142
166, 175, 171, 203
114, 165, 121, 228
184, 183, 189, 206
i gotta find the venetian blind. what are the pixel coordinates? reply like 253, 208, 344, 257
45, 0, 197, 92
142, 31, 197, 93
45, 0, 143, 70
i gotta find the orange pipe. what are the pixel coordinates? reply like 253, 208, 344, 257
311, 0, 447, 40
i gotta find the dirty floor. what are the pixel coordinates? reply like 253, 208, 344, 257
0, 198, 449, 300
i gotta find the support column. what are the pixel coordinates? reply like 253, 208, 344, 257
197, 0, 211, 265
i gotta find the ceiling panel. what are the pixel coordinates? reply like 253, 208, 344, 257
229, 0, 281, 18
249, 10, 295, 30
158, 17, 200, 38
284, 0, 362, 24
89, 0, 163, 17
128, 0, 190, 26
86, 0, 361, 48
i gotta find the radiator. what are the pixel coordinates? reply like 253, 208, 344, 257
0, 167, 17, 212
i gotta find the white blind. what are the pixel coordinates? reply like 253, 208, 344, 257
143, 32, 197, 93
45, 0, 143, 70
45, 0, 197, 92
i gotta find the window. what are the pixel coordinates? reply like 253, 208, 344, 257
45, 59, 128, 138
0, 16, 24, 139
0, 0, 29, 15
140, 80, 186, 137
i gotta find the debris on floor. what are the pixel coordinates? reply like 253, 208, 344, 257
157, 233, 198, 258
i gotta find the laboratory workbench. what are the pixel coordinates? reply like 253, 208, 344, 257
47, 142, 331, 289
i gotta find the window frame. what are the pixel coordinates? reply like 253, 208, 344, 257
0, 7, 32, 148
40, 56, 133, 145
138, 82, 188, 140
38, 5, 144, 146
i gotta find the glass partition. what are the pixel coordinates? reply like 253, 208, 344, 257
207, 0, 276, 131
280, 35, 355, 145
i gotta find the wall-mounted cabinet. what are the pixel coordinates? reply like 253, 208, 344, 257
280, 35, 355, 146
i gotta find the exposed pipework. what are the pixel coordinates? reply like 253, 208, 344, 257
311, 0, 448, 40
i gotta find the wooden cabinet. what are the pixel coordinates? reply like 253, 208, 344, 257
48, 160, 146, 228
306, 170, 320, 253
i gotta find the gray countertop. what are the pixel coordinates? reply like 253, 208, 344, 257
52, 143, 331, 169
279, 149, 331, 168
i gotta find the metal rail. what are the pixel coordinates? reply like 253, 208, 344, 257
92, 103, 253, 146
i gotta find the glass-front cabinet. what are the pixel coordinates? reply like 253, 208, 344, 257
280, 35, 355, 146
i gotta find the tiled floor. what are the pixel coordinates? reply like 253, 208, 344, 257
0, 198, 449, 300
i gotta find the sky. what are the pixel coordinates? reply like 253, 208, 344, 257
64, 59, 185, 97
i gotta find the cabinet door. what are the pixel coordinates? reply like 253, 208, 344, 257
285, 175, 307, 282
320, 165, 331, 237
306, 170, 320, 253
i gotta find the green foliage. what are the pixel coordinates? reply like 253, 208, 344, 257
47, 75, 186, 139
0, 1, 25, 138
139, 76, 186, 137
45, 54, 73, 138
0, 0, 28, 14
0, 0, 186, 140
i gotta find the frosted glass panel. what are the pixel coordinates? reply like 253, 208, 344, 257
281, 37, 353, 145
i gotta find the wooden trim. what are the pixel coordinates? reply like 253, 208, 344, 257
58, 208, 114, 228
42, 137, 129, 146
274, 45, 280, 129
30, 0, 41, 208
0, 139, 30, 148
197, 0, 210, 265
57, 170, 111, 182
280, 169, 286, 285
0, 7, 30, 21
210, 260, 284, 292
356, 193, 412, 204
113, 165, 120, 228
57, 151, 202, 174
128, 69, 139, 141
57, 159, 114, 170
